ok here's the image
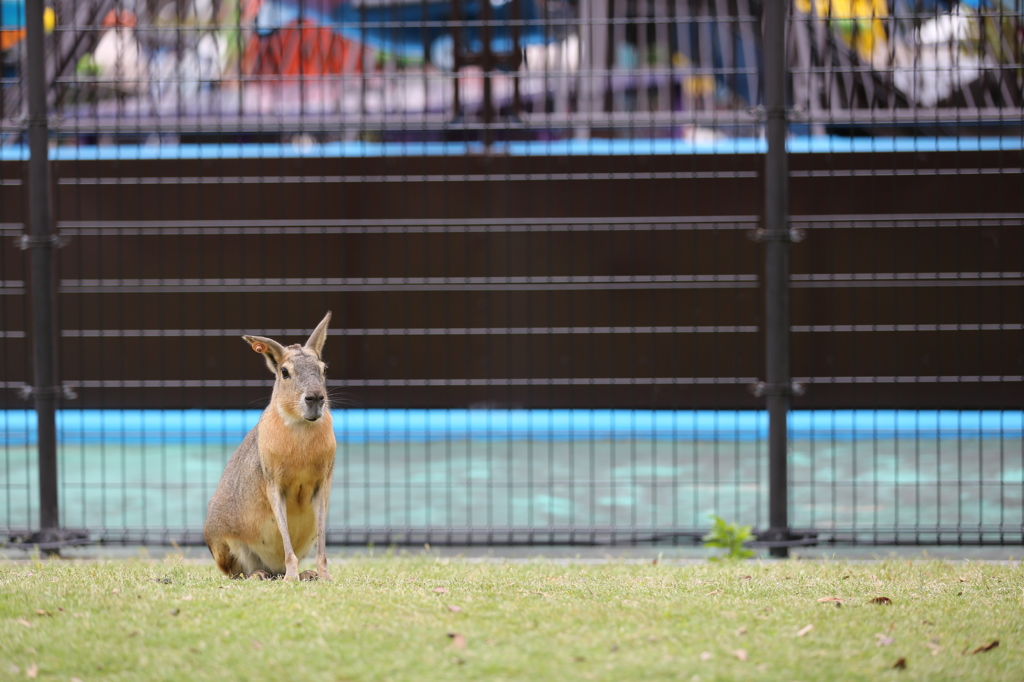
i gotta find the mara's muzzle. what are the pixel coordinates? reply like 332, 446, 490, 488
302, 391, 326, 421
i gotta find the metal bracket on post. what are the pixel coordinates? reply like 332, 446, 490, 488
17, 233, 65, 250
747, 227, 806, 243
747, 106, 807, 122
753, 528, 805, 549
18, 384, 78, 401
749, 381, 806, 398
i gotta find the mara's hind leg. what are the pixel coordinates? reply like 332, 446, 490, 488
209, 540, 245, 579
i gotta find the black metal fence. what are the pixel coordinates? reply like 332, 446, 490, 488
1, 0, 1022, 551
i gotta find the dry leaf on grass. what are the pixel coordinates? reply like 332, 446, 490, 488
925, 641, 942, 656
870, 597, 893, 605
970, 640, 999, 654
182, 595, 194, 601
447, 605, 463, 613
71, 678, 83, 682
796, 624, 814, 637
251, 640, 263, 651
433, 587, 450, 595
735, 627, 747, 636
875, 635, 895, 647
817, 596, 844, 603
26, 663, 39, 679
699, 652, 712, 661
448, 632, 467, 649
705, 590, 721, 596
892, 658, 907, 670
111, 588, 120, 594
34, 609, 51, 617
734, 649, 748, 661
16, 618, 32, 628
169, 609, 180, 616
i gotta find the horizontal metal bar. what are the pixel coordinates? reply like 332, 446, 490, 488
47, 324, 1024, 339
0, 281, 26, 295
57, 216, 758, 235
30, 112, 761, 135
0, 331, 26, 338
33, 166, 1019, 187
797, 524, 1024, 534
51, 480, 1019, 489
532, 108, 1024, 126
792, 324, 1023, 333
791, 272, 1023, 288
791, 213, 1024, 227
57, 171, 758, 185
58, 275, 759, 293
62, 325, 760, 338
6, 108, 1021, 134
50, 323, 1024, 340
55, 377, 758, 389
49, 482, 732, 491
790, 168, 1023, 178
796, 375, 1023, 384
8, 374, 1019, 390
8, 526, 1020, 548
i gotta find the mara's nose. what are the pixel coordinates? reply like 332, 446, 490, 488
304, 392, 325, 405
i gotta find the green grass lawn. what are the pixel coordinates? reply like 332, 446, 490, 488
0, 556, 1020, 681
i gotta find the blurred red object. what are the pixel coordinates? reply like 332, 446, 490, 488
242, 19, 366, 76
102, 9, 136, 28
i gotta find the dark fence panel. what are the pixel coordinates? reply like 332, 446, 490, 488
45, 152, 763, 411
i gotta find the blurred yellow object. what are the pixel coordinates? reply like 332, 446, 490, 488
794, 0, 887, 62
1, 6, 56, 51
683, 75, 716, 98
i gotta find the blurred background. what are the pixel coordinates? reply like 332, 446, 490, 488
1, 0, 1022, 551
1, 0, 1020, 143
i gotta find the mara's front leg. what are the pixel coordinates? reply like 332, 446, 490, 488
313, 469, 334, 581
267, 483, 301, 581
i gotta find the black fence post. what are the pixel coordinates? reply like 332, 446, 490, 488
24, 0, 60, 544
763, 0, 791, 558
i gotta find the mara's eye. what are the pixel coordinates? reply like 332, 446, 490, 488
281, 368, 291, 379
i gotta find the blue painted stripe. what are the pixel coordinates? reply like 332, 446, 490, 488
1, 409, 1021, 445
2, 136, 1021, 162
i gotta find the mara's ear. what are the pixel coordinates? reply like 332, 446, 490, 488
304, 311, 332, 358
242, 335, 287, 375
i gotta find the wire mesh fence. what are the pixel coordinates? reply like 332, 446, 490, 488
1, 0, 1022, 549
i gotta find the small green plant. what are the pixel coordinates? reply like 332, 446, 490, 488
702, 515, 757, 561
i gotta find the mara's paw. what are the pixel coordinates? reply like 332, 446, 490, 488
318, 568, 334, 582
247, 570, 273, 581
283, 569, 300, 582
299, 570, 320, 581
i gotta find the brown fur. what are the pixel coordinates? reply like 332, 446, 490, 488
204, 313, 337, 581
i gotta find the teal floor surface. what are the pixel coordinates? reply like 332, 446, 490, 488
4, 437, 1022, 540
